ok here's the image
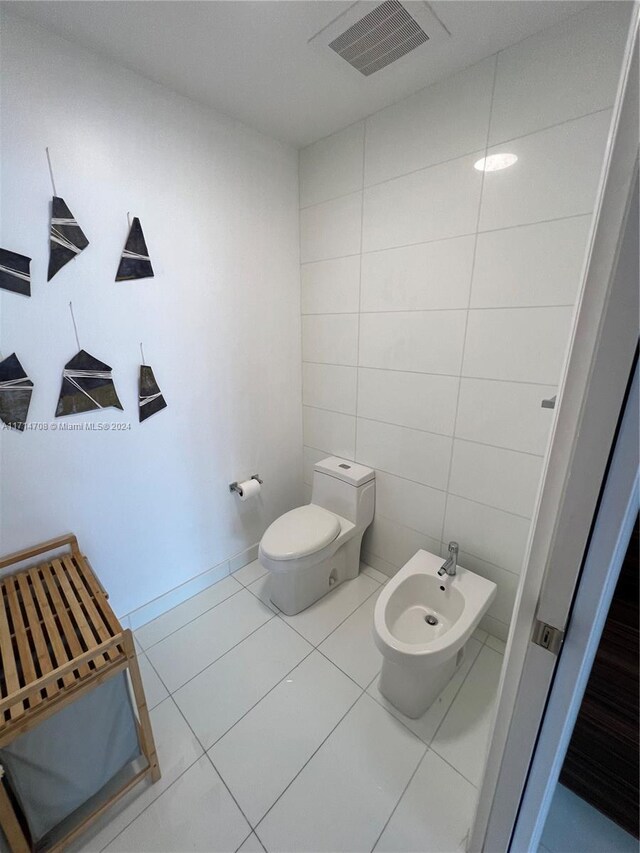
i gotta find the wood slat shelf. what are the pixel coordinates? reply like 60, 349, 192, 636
0, 534, 161, 852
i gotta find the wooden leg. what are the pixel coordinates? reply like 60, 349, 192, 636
0, 776, 30, 853
122, 631, 161, 783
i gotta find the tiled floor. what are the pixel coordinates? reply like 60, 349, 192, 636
77, 562, 504, 853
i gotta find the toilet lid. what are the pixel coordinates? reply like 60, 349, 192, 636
261, 505, 341, 561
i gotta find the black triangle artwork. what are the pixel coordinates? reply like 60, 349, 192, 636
56, 350, 124, 417
0, 248, 31, 297
116, 217, 154, 281
0, 353, 34, 431
47, 196, 90, 281
139, 364, 167, 422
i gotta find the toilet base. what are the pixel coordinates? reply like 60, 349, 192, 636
378, 646, 465, 719
268, 535, 363, 616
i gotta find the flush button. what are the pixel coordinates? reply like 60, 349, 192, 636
338, 463, 351, 469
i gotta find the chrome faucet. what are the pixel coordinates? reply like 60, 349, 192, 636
438, 541, 459, 577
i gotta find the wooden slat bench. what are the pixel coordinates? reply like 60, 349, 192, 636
0, 534, 160, 852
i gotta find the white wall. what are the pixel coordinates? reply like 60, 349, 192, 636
298, 4, 630, 640
0, 12, 303, 617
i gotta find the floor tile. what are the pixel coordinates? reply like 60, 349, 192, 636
541, 783, 638, 853
236, 832, 265, 852
367, 638, 483, 745
104, 756, 249, 852
137, 653, 169, 710
233, 558, 267, 587
247, 574, 279, 612
135, 575, 242, 650
147, 590, 274, 692
319, 591, 383, 687
360, 563, 389, 585
256, 694, 425, 853
78, 698, 203, 851
473, 628, 488, 644
375, 750, 478, 852
486, 634, 506, 654
174, 618, 312, 748
209, 652, 361, 826
280, 574, 379, 646
431, 645, 503, 784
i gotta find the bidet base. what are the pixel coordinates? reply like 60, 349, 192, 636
378, 649, 463, 719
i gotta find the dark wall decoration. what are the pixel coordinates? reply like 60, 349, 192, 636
47, 196, 90, 281
139, 365, 167, 422
0, 248, 31, 297
0, 353, 33, 431
116, 217, 154, 281
56, 350, 123, 416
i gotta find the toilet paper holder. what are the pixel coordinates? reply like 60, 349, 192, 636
229, 474, 263, 497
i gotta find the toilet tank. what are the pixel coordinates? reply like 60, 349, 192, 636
311, 457, 375, 526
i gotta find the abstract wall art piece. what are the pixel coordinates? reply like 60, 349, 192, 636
47, 197, 90, 280
56, 350, 123, 417
0, 353, 33, 431
0, 248, 31, 297
116, 217, 154, 281
139, 364, 167, 422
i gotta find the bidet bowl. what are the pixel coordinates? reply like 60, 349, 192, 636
373, 549, 497, 670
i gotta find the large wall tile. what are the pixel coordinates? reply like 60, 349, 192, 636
356, 418, 451, 491
363, 153, 483, 252
448, 439, 543, 518
443, 494, 531, 573
303, 406, 355, 459
300, 122, 364, 208
462, 306, 574, 385
489, 4, 630, 145
374, 470, 445, 542
300, 192, 362, 263
471, 216, 591, 308
456, 378, 556, 456
456, 549, 519, 627
301, 256, 361, 315
364, 57, 495, 186
361, 235, 475, 312
363, 515, 440, 571
302, 314, 359, 365
359, 311, 466, 376
479, 111, 611, 232
302, 363, 357, 414
357, 368, 458, 436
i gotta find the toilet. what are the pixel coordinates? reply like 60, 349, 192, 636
373, 549, 496, 718
259, 457, 375, 615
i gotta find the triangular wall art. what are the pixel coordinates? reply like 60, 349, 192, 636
56, 350, 123, 417
116, 217, 154, 281
47, 196, 90, 280
138, 364, 167, 422
0, 353, 33, 431
0, 248, 31, 297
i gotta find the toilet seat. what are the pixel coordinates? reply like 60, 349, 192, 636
260, 505, 341, 561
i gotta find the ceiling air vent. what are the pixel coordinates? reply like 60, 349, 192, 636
308, 2, 449, 78
328, 0, 428, 76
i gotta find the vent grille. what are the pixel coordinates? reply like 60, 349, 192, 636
328, 0, 429, 76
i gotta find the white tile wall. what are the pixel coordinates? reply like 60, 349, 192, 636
298, 6, 625, 630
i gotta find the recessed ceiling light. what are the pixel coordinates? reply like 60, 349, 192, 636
474, 153, 518, 172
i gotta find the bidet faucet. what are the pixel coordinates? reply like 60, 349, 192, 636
438, 541, 459, 577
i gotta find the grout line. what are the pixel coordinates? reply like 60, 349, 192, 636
439, 53, 500, 548
301, 360, 561, 388
137, 581, 245, 651
299, 210, 592, 267
306, 303, 576, 315
369, 744, 429, 852
353, 115, 366, 459
303, 404, 547, 460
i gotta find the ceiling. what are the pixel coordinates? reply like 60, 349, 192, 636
6, 0, 592, 147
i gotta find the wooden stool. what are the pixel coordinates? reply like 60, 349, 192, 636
0, 534, 160, 852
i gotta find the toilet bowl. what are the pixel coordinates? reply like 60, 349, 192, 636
373, 549, 496, 718
259, 457, 375, 615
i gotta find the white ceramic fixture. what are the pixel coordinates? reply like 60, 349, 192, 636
373, 549, 496, 718
259, 457, 375, 615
